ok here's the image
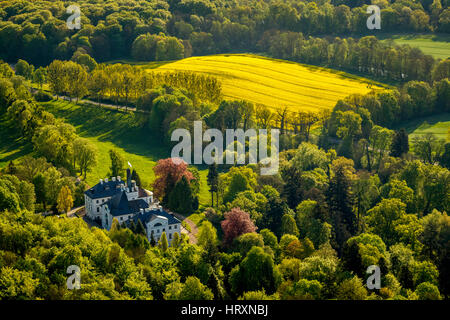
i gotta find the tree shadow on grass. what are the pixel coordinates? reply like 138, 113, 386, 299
43, 101, 169, 161
0, 115, 33, 166
394, 113, 450, 134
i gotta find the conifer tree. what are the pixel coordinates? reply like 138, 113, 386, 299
440, 143, 450, 169
159, 232, 168, 252
390, 128, 409, 157
168, 176, 194, 215
5, 161, 16, 174
207, 163, 219, 207
129, 220, 137, 233
109, 149, 125, 178
327, 158, 356, 253
150, 232, 156, 246
131, 170, 142, 187
342, 240, 364, 277
136, 219, 146, 235
172, 232, 180, 248
281, 214, 299, 237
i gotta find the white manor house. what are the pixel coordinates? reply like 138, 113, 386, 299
84, 169, 181, 245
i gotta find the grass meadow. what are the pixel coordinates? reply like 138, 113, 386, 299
0, 100, 212, 208
399, 113, 450, 142
381, 34, 450, 60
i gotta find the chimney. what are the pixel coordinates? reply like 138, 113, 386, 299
117, 176, 121, 181
131, 180, 136, 191
105, 178, 109, 183
127, 168, 131, 188
99, 179, 103, 185
140, 208, 144, 215
112, 177, 116, 182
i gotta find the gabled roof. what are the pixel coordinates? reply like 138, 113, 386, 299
84, 179, 125, 199
108, 191, 149, 217
129, 208, 180, 227
138, 188, 153, 198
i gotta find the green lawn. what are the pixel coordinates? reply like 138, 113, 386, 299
396, 113, 450, 141
0, 114, 33, 169
380, 34, 450, 60
2, 100, 211, 208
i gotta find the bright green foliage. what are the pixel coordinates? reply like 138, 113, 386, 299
32, 121, 76, 168
230, 247, 281, 295
0, 175, 35, 213
73, 138, 98, 179
295, 200, 331, 248
278, 278, 323, 300
57, 185, 73, 214
132, 33, 184, 61
336, 276, 368, 300
230, 190, 267, 226
15, 59, 34, 80
198, 220, 218, 248
414, 282, 442, 300
239, 289, 278, 300
281, 214, 299, 237
232, 232, 264, 257
220, 166, 257, 203
0, 267, 38, 299
366, 198, 407, 247
345, 233, 387, 268
109, 149, 126, 178
0, 210, 155, 299
412, 133, 445, 164
159, 232, 169, 252
380, 179, 414, 211
164, 276, 213, 300
260, 229, 278, 253
278, 258, 302, 282
298, 255, 338, 289
290, 142, 329, 171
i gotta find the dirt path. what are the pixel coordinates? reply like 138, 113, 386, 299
54, 94, 150, 114
170, 212, 199, 244
66, 206, 85, 218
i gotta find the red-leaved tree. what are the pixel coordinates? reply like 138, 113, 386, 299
152, 158, 194, 199
221, 207, 257, 245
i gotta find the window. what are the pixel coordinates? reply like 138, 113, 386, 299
120, 217, 123, 221
157, 229, 159, 233
96, 200, 99, 204
169, 233, 172, 239
163, 228, 165, 232
169, 226, 172, 230
174, 225, 177, 229
97, 207, 100, 212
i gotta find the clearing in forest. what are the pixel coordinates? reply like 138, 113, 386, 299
144, 53, 385, 112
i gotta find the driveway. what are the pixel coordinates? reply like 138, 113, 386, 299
170, 212, 199, 244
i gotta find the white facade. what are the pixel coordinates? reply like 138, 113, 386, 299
85, 194, 110, 220
146, 214, 180, 245
85, 176, 153, 221
85, 175, 180, 245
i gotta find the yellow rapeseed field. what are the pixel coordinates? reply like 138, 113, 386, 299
144, 53, 385, 112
